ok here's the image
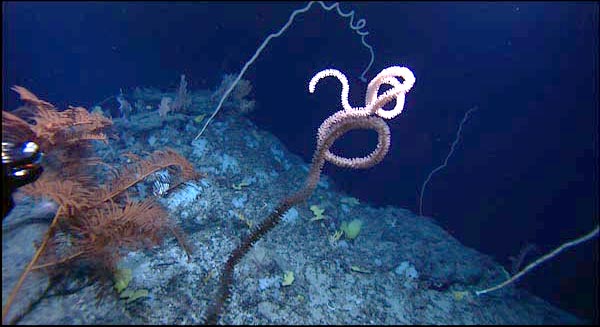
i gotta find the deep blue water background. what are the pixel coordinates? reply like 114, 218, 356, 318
3, 1, 597, 322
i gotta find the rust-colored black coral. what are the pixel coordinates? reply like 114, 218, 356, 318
2, 86, 200, 324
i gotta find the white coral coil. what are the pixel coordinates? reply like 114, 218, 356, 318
309, 66, 415, 170
309, 68, 353, 112
365, 66, 416, 119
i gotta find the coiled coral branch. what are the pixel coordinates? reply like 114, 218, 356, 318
204, 66, 415, 324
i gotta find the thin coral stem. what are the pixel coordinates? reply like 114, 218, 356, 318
2, 206, 63, 324
99, 167, 162, 203
31, 251, 85, 271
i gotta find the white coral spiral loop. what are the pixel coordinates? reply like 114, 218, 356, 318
309, 65, 415, 171
365, 66, 416, 119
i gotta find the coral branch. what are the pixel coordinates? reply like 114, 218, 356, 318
2, 87, 200, 324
